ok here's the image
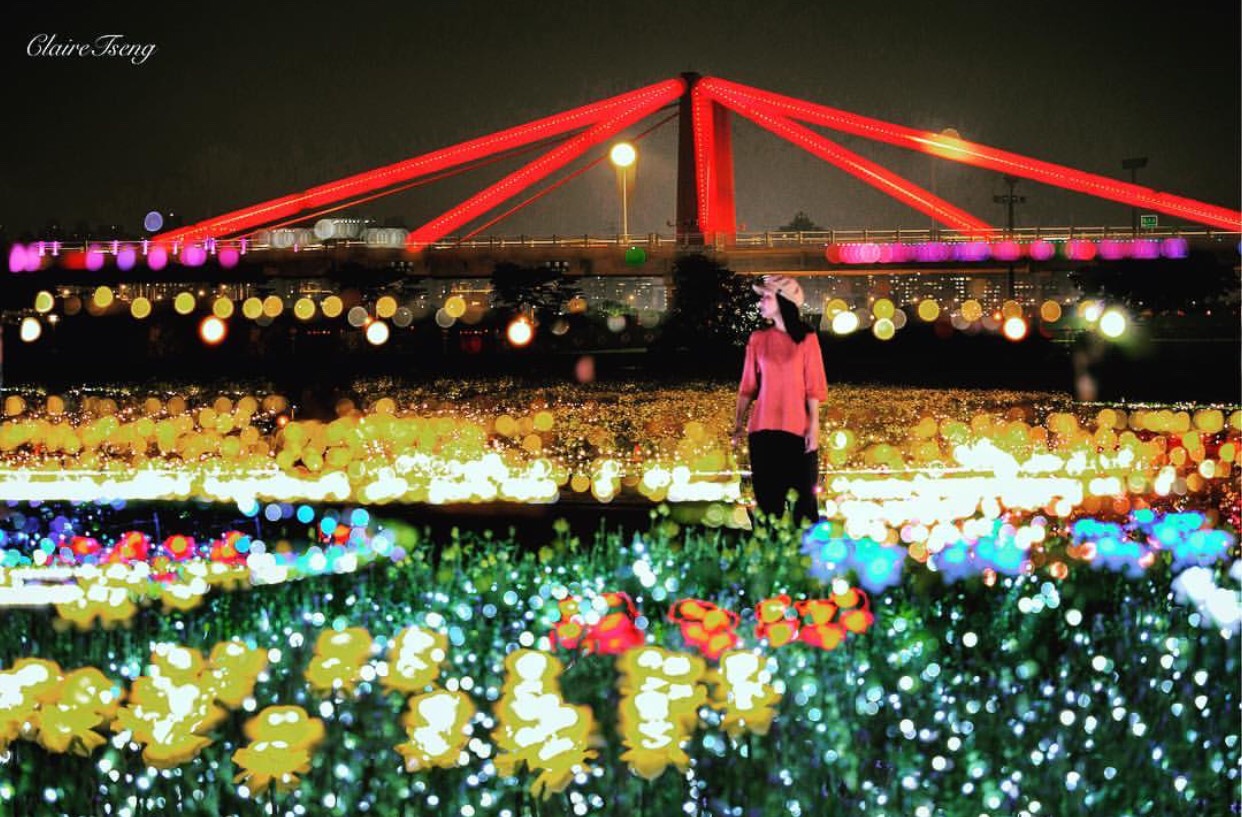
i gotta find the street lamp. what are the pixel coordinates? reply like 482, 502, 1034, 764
993, 174, 1026, 298
609, 142, 637, 243
1122, 157, 1148, 234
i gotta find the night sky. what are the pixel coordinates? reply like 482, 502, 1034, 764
3, 1, 1238, 238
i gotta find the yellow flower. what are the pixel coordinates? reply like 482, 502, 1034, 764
395, 690, 475, 772
0, 659, 63, 750
55, 582, 137, 630
382, 626, 447, 694
205, 640, 268, 709
616, 647, 707, 780
707, 651, 781, 737
113, 650, 225, 769
33, 667, 123, 756
306, 627, 373, 694
233, 706, 324, 793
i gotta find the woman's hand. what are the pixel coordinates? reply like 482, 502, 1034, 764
804, 420, 819, 453
731, 426, 747, 448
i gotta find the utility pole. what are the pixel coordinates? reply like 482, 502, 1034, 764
1122, 157, 1148, 234
993, 175, 1026, 298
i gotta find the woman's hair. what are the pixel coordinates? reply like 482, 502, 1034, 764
777, 293, 811, 343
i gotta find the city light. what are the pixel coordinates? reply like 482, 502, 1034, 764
365, 320, 390, 346
1002, 316, 1028, 341
506, 316, 535, 347
19, 317, 41, 343
198, 316, 227, 345
609, 142, 636, 168
1099, 309, 1128, 339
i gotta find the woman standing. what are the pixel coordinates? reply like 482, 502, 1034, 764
731, 275, 828, 524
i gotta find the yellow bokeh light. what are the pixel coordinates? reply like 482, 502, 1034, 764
93, 286, 114, 309
34, 291, 54, 314
212, 297, 235, 319
242, 297, 264, 320
262, 296, 284, 318
375, 296, 397, 319
1099, 309, 1127, 339
872, 317, 895, 340
293, 297, 316, 321
173, 291, 196, 315
871, 298, 895, 320
1039, 300, 1062, 323
961, 299, 983, 322
444, 295, 467, 319
825, 298, 848, 317
321, 295, 344, 318
1001, 300, 1023, 320
916, 299, 940, 322
130, 297, 152, 319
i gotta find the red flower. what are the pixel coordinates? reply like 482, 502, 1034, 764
799, 622, 847, 650
210, 531, 249, 565
583, 592, 643, 655
106, 531, 150, 564
163, 534, 197, 561
669, 599, 740, 661
548, 597, 587, 651
69, 536, 101, 559
754, 595, 800, 647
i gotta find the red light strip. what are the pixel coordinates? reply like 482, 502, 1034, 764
156, 80, 686, 245
406, 80, 685, 247
700, 77, 1242, 231
691, 84, 717, 239
703, 84, 993, 234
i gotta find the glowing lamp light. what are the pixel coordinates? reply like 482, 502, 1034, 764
33, 291, 54, 313
1098, 239, 1130, 260
1002, 316, 1028, 341
1028, 240, 1055, 261
916, 299, 940, 322
831, 311, 859, 335
992, 240, 1022, 261
262, 296, 284, 318
961, 299, 984, 322
181, 244, 208, 267
1039, 300, 1063, 323
609, 142, 636, 168
321, 295, 344, 318
872, 317, 896, 340
1132, 239, 1160, 260
365, 320, 390, 346
444, 295, 467, 319
19, 317, 41, 343
1066, 239, 1097, 261
212, 297, 235, 319
147, 245, 168, 271
1000, 300, 1023, 320
130, 297, 152, 319
506, 316, 535, 347
218, 246, 240, 269
953, 241, 991, 262
293, 298, 316, 321
376, 296, 398, 319
8, 243, 27, 274
871, 298, 895, 320
144, 211, 164, 232
347, 306, 369, 328
1099, 309, 1128, 339
173, 292, 196, 315
1081, 301, 1104, 323
241, 297, 263, 320
93, 286, 115, 310
199, 316, 227, 345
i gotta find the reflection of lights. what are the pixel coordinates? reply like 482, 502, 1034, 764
1039, 300, 1062, 322
435, 308, 456, 328
1002, 317, 1028, 341
376, 296, 397, 319
262, 295, 284, 318
321, 295, 343, 318
93, 286, 114, 310
831, 311, 859, 335
33, 291, 54, 313
872, 318, 896, 340
347, 306, 369, 328
365, 320, 390, 346
871, 298, 894, 319
444, 295, 467, 319
130, 297, 152, 319
174, 292, 196, 315
212, 297, 235, 319
506, 317, 534, 347
19, 317, 41, 342
293, 298, 316, 321
1099, 309, 1127, 339
199, 316, 227, 345
916, 299, 940, 322
241, 297, 263, 320
1000, 300, 1023, 320
961, 299, 983, 322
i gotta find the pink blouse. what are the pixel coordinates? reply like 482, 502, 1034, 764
738, 328, 829, 436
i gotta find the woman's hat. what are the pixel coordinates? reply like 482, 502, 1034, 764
752, 275, 805, 308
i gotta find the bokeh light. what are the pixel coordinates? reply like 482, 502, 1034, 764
506, 316, 535, 347
916, 299, 940, 322
365, 320, 390, 346
173, 292, 196, 315
1039, 300, 1063, 322
1002, 316, 1028, 341
831, 311, 859, 335
212, 296, 235, 319
871, 317, 895, 340
198, 316, 227, 345
130, 297, 152, 320
33, 291, 54, 314
1099, 308, 1128, 338
293, 297, 317, 321
19, 316, 41, 342
321, 295, 344, 319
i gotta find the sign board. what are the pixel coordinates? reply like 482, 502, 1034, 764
1139, 214, 1158, 230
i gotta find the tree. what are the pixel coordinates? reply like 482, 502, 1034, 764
779, 211, 823, 232
657, 253, 760, 353
489, 262, 578, 324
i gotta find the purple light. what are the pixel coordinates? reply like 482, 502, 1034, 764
240, 238, 248, 255
1098, 239, 1130, 260
85, 246, 106, 272
117, 246, 137, 272
8, 243, 26, 274
1028, 239, 1055, 261
148, 245, 168, 271
953, 241, 991, 262
1132, 239, 1160, 259
144, 211, 164, 232
1160, 237, 1189, 259
219, 246, 240, 269
180, 244, 207, 267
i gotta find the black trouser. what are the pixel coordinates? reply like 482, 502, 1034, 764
748, 430, 819, 523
